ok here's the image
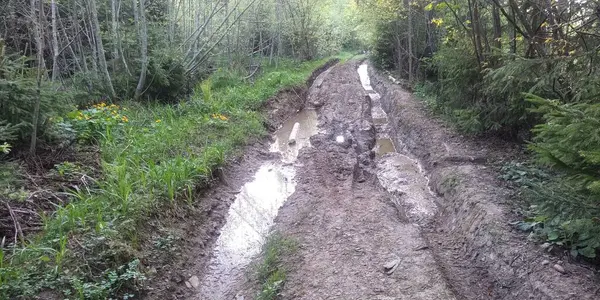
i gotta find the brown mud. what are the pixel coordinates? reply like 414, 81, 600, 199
368, 62, 600, 299
149, 59, 600, 300
142, 60, 338, 300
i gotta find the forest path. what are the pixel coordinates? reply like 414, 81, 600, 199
219, 61, 457, 299
180, 60, 600, 300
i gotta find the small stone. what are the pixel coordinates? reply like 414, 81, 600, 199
185, 281, 192, 289
541, 260, 550, 266
188, 275, 200, 288
540, 242, 551, 250
383, 259, 400, 274
553, 264, 566, 274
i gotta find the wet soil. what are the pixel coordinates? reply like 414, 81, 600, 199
143, 61, 338, 300
368, 62, 600, 299
228, 61, 456, 299
149, 59, 600, 300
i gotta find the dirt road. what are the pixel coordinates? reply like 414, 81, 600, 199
156, 60, 600, 300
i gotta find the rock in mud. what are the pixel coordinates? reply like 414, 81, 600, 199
541, 259, 550, 266
553, 264, 566, 274
188, 275, 200, 288
383, 259, 400, 275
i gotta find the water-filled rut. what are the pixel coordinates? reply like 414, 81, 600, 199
358, 63, 438, 224
196, 108, 319, 298
226, 61, 456, 299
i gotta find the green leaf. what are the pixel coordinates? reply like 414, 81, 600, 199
578, 246, 597, 258
547, 231, 559, 241
424, 3, 434, 11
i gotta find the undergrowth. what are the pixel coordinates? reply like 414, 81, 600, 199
255, 233, 297, 300
0, 58, 331, 299
501, 162, 600, 259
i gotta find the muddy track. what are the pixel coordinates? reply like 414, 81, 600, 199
152, 60, 600, 300
143, 60, 338, 300
368, 63, 600, 299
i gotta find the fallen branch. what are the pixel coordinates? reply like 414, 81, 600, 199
4, 201, 24, 244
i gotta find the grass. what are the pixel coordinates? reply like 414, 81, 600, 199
0, 57, 336, 299
255, 233, 297, 300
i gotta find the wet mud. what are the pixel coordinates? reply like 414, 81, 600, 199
369, 62, 600, 299
229, 61, 456, 299
143, 60, 338, 300
196, 107, 319, 297
148, 58, 600, 300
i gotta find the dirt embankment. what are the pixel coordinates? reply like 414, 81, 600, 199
143, 60, 338, 300
369, 63, 600, 299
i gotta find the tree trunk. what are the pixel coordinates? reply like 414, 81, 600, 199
407, 0, 413, 82
30, 0, 44, 155
51, 0, 60, 83
88, 0, 117, 98
134, 0, 148, 101
492, 4, 502, 49
111, 0, 119, 70
467, 0, 483, 66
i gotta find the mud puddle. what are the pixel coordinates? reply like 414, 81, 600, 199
358, 63, 438, 223
270, 109, 318, 163
375, 137, 396, 156
196, 109, 318, 298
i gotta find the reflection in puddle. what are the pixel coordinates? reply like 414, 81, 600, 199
198, 163, 295, 297
358, 64, 373, 91
270, 109, 318, 163
198, 109, 318, 298
376, 138, 396, 156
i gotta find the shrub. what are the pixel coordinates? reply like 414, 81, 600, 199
64, 102, 129, 143
0, 48, 77, 147
514, 94, 600, 258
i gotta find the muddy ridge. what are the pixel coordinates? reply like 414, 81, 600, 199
369, 62, 600, 299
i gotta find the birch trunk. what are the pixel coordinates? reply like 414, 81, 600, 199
88, 0, 116, 98
51, 0, 60, 83
134, 0, 148, 101
30, 0, 44, 154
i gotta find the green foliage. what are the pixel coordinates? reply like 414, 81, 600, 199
501, 161, 600, 259
64, 102, 129, 144
0, 45, 83, 148
256, 234, 297, 300
527, 94, 600, 182
144, 51, 190, 103
0, 58, 329, 298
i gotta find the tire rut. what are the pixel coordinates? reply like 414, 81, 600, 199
230, 61, 456, 300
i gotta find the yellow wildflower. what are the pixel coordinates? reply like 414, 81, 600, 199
155, 119, 161, 123
122, 116, 129, 123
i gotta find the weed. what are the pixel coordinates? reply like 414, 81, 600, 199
255, 233, 297, 300
55, 161, 80, 177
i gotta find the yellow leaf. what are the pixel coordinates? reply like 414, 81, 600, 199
431, 18, 443, 27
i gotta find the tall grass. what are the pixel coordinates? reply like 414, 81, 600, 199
0, 58, 332, 298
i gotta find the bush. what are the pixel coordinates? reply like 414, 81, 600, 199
0, 49, 78, 147
511, 94, 600, 258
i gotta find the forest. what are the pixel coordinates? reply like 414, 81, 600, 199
1, 0, 600, 298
